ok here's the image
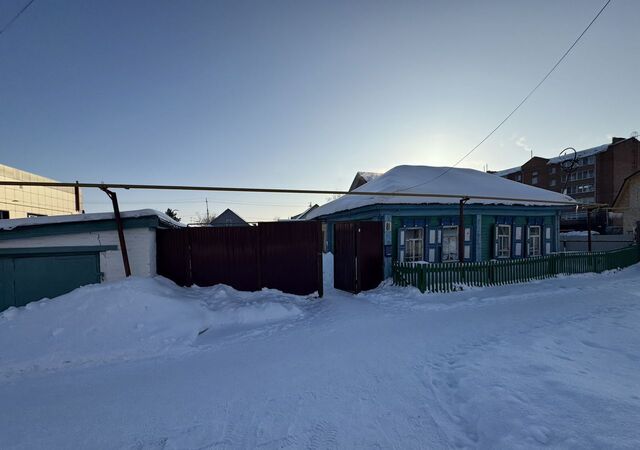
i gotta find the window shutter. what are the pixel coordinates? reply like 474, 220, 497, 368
464, 226, 472, 261
398, 228, 406, 262
544, 225, 552, 255
492, 224, 498, 259
514, 225, 523, 258
427, 227, 437, 262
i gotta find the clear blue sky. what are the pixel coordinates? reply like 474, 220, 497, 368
1, 0, 638, 222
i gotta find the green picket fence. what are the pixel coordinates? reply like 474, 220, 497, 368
393, 245, 640, 293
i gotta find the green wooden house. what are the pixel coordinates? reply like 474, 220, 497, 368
306, 165, 575, 277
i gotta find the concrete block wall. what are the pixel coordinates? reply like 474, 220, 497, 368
0, 228, 157, 282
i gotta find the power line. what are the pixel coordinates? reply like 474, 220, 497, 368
0, 0, 36, 37
395, 0, 613, 193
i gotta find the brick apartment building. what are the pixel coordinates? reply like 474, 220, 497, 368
493, 137, 640, 206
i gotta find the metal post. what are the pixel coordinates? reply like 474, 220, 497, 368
101, 188, 132, 277
458, 197, 469, 262
74, 181, 81, 212
587, 208, 592, 253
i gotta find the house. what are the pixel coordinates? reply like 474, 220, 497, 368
612, 170, 640, 238
0, 163, 83, 219
349, 171, 382, 191
493, 136, 640, 206
306, 165, 575, 277
290, 204, 319, 220
209, 208, 249, 227
0, 209, 182, 311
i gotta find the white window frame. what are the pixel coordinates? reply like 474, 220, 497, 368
441, 226, 458, 262
496, 225, 511, 259
404, 228, 424, 262
528, 225, 541, 257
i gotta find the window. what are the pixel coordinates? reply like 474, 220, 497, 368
587, 156, 595, 165
531, 171, 538, 185
528, 226, 541, 257
404, 228, 424, 262
549, 166, 556, 175
496, 225, 511, 259
515, 174, 522, 182
550, 179, 556, 187
27, 213, 46, 217
0, 210, 9, 219
561, 174, 567, 182
441, 226, 458, 262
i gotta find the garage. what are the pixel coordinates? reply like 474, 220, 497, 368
0, 209, 183, 312
0, 247, 108, 311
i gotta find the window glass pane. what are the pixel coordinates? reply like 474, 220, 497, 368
441, 226, 458, 262
497, 225, 511, 258
528, 226, 541, 257
405, 228, 424, 262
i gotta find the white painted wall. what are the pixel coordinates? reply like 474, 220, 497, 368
0, 228, 157, 282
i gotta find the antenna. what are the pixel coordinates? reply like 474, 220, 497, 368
206, 198, 210, 219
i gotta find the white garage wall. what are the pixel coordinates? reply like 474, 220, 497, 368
0, 228, 157, 282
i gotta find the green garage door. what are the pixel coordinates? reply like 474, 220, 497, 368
0, 252, 101, 311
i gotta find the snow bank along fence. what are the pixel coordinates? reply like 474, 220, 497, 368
393, 245, 640, 293
156, 221, 323, 296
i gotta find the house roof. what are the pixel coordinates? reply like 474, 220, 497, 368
290, 204, 319, 220
306, 165, 575, 219
209, 208, 249, 226
546, 144, 609, 164
612, 169, 640, 207
0, 209, 183, 231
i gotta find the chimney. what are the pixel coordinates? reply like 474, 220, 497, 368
612, 137, 625, 144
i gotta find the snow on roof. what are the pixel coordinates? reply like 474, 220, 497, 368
492, 143, 611, 176
547, 144, 609, 164
358, 171, 382, 182
306, 165, 575, 219
493, 167, 521, 177
0, 209, 184, 231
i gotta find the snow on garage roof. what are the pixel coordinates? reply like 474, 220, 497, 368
0, 209, 184, 231
306, 165, 575, 219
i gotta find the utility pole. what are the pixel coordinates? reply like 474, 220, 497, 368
206, 198, 210, 220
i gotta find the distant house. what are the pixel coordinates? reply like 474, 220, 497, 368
307, 165, 575, 277
349, 171, 382, 192
210, 208, 249, 227
290, 204, 319, 220
612, 170, 640, 237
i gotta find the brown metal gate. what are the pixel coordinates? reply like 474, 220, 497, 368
157, 221, 323, 296
333, 221, 383, 293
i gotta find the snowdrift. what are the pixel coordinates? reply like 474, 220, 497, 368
0, 277, 305, 374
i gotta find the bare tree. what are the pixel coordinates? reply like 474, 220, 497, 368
192, 211, 217, 226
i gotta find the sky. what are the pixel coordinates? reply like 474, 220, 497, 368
1, 0, 638, 222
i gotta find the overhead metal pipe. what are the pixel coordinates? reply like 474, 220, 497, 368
0, 180, 579, 206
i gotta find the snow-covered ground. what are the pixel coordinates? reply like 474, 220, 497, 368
1, 258, 640, 449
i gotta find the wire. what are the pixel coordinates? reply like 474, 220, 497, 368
395, 0, 613, 193
0, 0, 36, 37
